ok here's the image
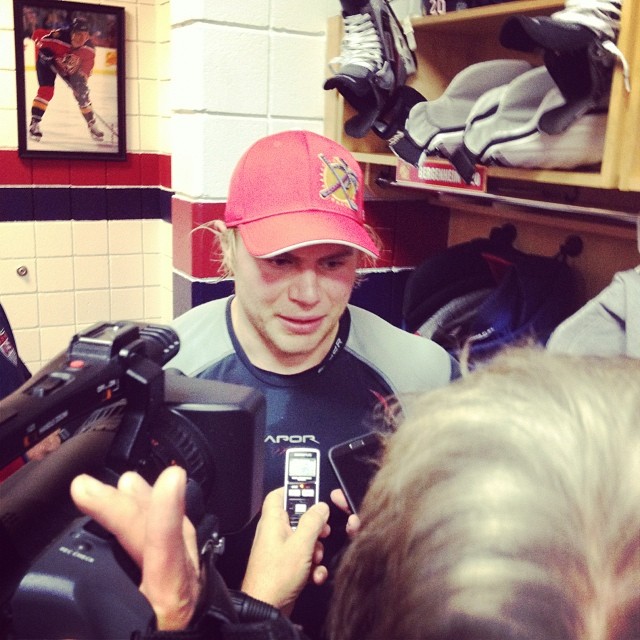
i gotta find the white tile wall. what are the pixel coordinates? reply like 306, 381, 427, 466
72, 221, 109, 255
74, 256, 110, 290
143, 253, 163, 286
1, 1, 170, 375
40, 325, 74, 361
2, 219, 173, 373
110, 287, 145, 320
125, 37, 140, 81
0, 222, 35, 257
138, 42, 159, 79
139, 79, 160, 116
110, 253, 144, 288
0, 29, 15, 67
269, 119, 325, 137
5, 293, 38, 328
137, 4, 158, 41
0, 109, 18, 148
169, 2, 337, 201
35, 221, 73, 257
38, 291, 75, 326
0, 259, 37, 295
270, 33, 326, 118
170, 115, 268, 200
37, 257, 75, 292
108, 219, 143, 254
13, 327, 40, 363
75, 289, 111, 325
0, 69, 16, 110
272, 1, 330, 32
140, 114, 161, 151
171, 2, 270, 28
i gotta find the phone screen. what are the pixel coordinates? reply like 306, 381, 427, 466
329, 433, 384, 513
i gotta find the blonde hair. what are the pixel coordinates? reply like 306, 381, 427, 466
329, 348, 640, 640
194, 221, 381, 279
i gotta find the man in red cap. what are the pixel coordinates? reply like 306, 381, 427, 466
166, 130, 457, 638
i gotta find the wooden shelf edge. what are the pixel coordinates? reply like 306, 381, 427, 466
353, 152, 397, 167
328, 0, 638, 194
352, 152, 617, 189
411, 0, 563, 29
486, 166, 617, 189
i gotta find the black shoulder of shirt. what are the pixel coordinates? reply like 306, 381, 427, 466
0, 303, 31, 401
42, 27, 95, 48
42, 28, 69, 43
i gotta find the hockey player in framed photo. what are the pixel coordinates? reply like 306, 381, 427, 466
13, 0, 126, 160
29, 17, 104, 143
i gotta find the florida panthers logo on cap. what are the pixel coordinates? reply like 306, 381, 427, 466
319, 154, 359, 212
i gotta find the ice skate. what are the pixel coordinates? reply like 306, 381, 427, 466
88, 119, 104, 141
554, 0, 622, 39
29, 119, 42, 141
500, 0, 628, 135
324, 0, 417, 138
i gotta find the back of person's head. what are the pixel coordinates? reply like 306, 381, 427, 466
328, 348, 640, 640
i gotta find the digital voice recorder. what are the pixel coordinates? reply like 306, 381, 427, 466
283, 447, 320, 529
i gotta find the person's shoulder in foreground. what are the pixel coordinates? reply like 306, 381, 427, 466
72, 347, 640, 640
328, 347, 640, 640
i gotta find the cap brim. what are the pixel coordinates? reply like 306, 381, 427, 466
236, 211, 380, 260
500, 16, 595, 53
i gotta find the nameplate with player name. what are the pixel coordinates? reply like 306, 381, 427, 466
396, 158, 487, 193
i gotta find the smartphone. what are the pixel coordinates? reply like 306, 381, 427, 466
283, 447, 320, 529
329, 432, 384, 513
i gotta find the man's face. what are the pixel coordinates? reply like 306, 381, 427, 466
71, 30, 89, 48
230, 238, 360, 373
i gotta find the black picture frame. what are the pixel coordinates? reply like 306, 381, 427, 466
13, 0, 126, 161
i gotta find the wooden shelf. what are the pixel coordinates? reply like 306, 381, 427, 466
411, 0, 562, 32
325, 0, 638, 192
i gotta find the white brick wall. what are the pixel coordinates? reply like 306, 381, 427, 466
1, 218, 173, 371
169, 0, 341, 202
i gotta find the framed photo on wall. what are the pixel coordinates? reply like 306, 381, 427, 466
13, 0, 126, 160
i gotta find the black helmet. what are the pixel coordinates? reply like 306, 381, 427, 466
71, 17, 90, 32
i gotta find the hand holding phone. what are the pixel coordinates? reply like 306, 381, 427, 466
329, 432, 384, 514
284, 448, 320, 530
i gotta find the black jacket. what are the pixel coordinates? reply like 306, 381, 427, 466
0, 303, 31, 401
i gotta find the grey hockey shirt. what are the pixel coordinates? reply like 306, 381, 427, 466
166, 296, 455, 504
166, 295, 455, 637
547, 266, 640, 358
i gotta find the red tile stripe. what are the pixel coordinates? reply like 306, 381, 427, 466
0, 150, 171, 189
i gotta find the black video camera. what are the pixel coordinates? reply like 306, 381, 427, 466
0, 321, 265, 638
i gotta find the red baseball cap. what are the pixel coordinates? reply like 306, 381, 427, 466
224, 130, 380, 259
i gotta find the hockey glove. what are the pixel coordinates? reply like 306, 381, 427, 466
57, 53, 82, 77
37, 48, 55, 66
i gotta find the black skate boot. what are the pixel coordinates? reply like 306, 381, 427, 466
324, 0, 417, 139
500, 0, 629, 134
29, 118, 43, 141
88, 118, 104, 141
